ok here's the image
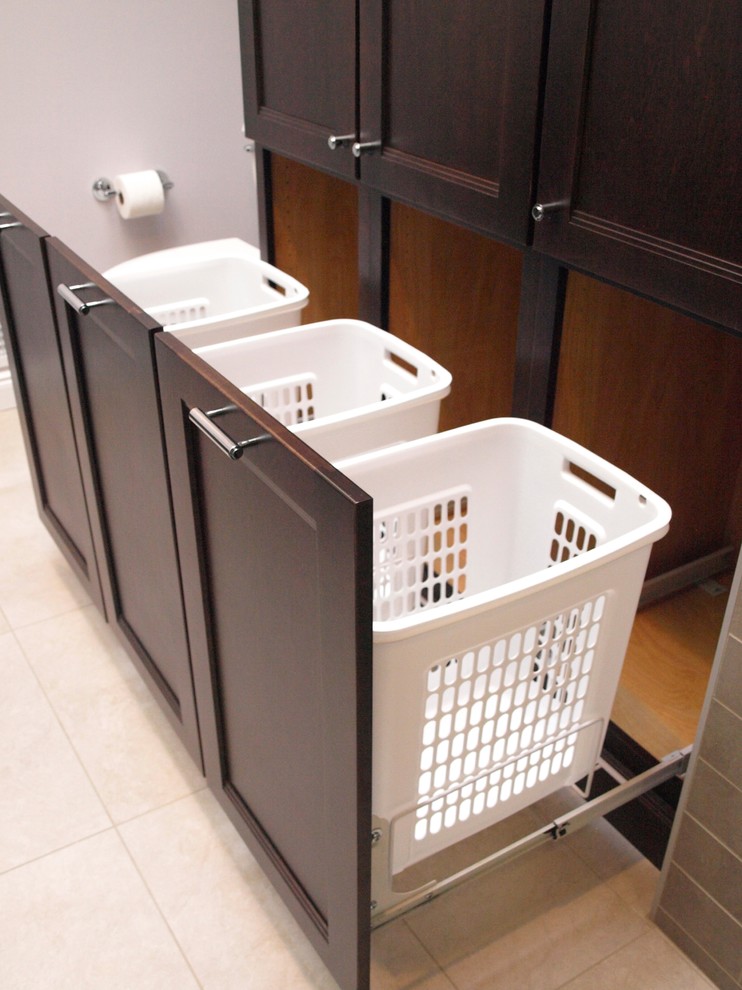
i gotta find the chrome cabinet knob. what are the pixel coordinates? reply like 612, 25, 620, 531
328, 133, 355, 150
532, 201, 569, 221
352, 141, 382, 157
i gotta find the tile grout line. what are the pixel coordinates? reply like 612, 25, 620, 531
397, 916, 463, 990
115, 824, 206, 990
549, 930, 647, 990
0, 823, 117, 880
8, 617, 122, 840
655, 908, 737, 989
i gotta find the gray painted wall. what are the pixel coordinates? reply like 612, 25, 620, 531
0, 0, 258, 271
655, 551, 742, 989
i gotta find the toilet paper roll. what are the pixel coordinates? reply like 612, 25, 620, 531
114, 170, 165, 219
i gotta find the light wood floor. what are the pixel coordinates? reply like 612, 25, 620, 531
611, 572, 733, 758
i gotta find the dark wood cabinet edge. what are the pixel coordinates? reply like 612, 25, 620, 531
512, 252, 567, 424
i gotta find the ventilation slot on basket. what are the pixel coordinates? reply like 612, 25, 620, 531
412, 593, 606, 845
373, 487, 471, 621
244, 373, 317, 426
149, 298, 210, 326
550, 508, 599, 565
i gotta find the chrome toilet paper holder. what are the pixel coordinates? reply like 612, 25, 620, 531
92, 170, 173, 202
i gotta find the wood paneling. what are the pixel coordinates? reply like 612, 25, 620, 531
552, 273, 742, 577
270, 155, 359, 324
388, 202, 522, 432
613, 573, 733, 758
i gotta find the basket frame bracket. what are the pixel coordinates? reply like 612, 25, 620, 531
370, 744, 691, 928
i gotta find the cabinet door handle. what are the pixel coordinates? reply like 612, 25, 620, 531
328, 133, 355, 150
57, 282, 114, 315
0, 218, 22, 230
531, 201, 570, 222
352, 141, 382, 157
189, 406, 270, 460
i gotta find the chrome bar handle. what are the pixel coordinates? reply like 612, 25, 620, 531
189, 406, 270, 460
0, 212, 22, 230
328, 133, 355, 150
57, 282, 115, 315
531, 200, 570, 222
352, 140, 382, 157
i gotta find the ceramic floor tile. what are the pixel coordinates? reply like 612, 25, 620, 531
0, 483, 91, 628
15, 605, 205, 823
0, 830, 200, 989
404, 840, 648, 990
557, 928, 717, 989
530, 786, 660, 917
0, 410, 92, 627
119, 789, 339, 990
371, 921, 456, 989
0, 630, 111, 872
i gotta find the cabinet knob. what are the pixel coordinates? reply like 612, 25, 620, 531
532, 201, 569, 222
328, 133, 355, 151
352, 141, 382, 157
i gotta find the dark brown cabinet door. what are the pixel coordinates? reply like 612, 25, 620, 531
239, 0, 357, 178
47, 238, 202, 768
155, 333, 373, 990
0, 199, 104, 612
533, 0, 742, 332
358, 0, 547, 241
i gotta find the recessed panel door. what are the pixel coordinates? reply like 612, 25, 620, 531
358, 0, 547, 242
47, 238, 202, 767
0, 198, 104, 612
155, 332, 373, 990
239, 0, 357, 178
533, 0, 742, 331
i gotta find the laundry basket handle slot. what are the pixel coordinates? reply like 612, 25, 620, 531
189, 406, 270, 460
567, 460, 616, 501
385, 349, 419, 379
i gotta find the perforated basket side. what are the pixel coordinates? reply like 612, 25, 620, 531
392, 591, 608, 868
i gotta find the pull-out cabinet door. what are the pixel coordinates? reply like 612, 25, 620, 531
155, 333, 373, 990
47, 238, 202, 767
0, 199, 104, 612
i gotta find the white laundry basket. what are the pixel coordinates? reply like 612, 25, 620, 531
103, 239, 308, 347
194, 319, 452, 460
337, 419, 671, 874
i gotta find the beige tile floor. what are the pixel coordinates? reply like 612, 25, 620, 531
0, 404, 716, 990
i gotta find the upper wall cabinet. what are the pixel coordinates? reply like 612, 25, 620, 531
533, 1, 742, 333
239, 0, 357, 179
239, 0, 547, 243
